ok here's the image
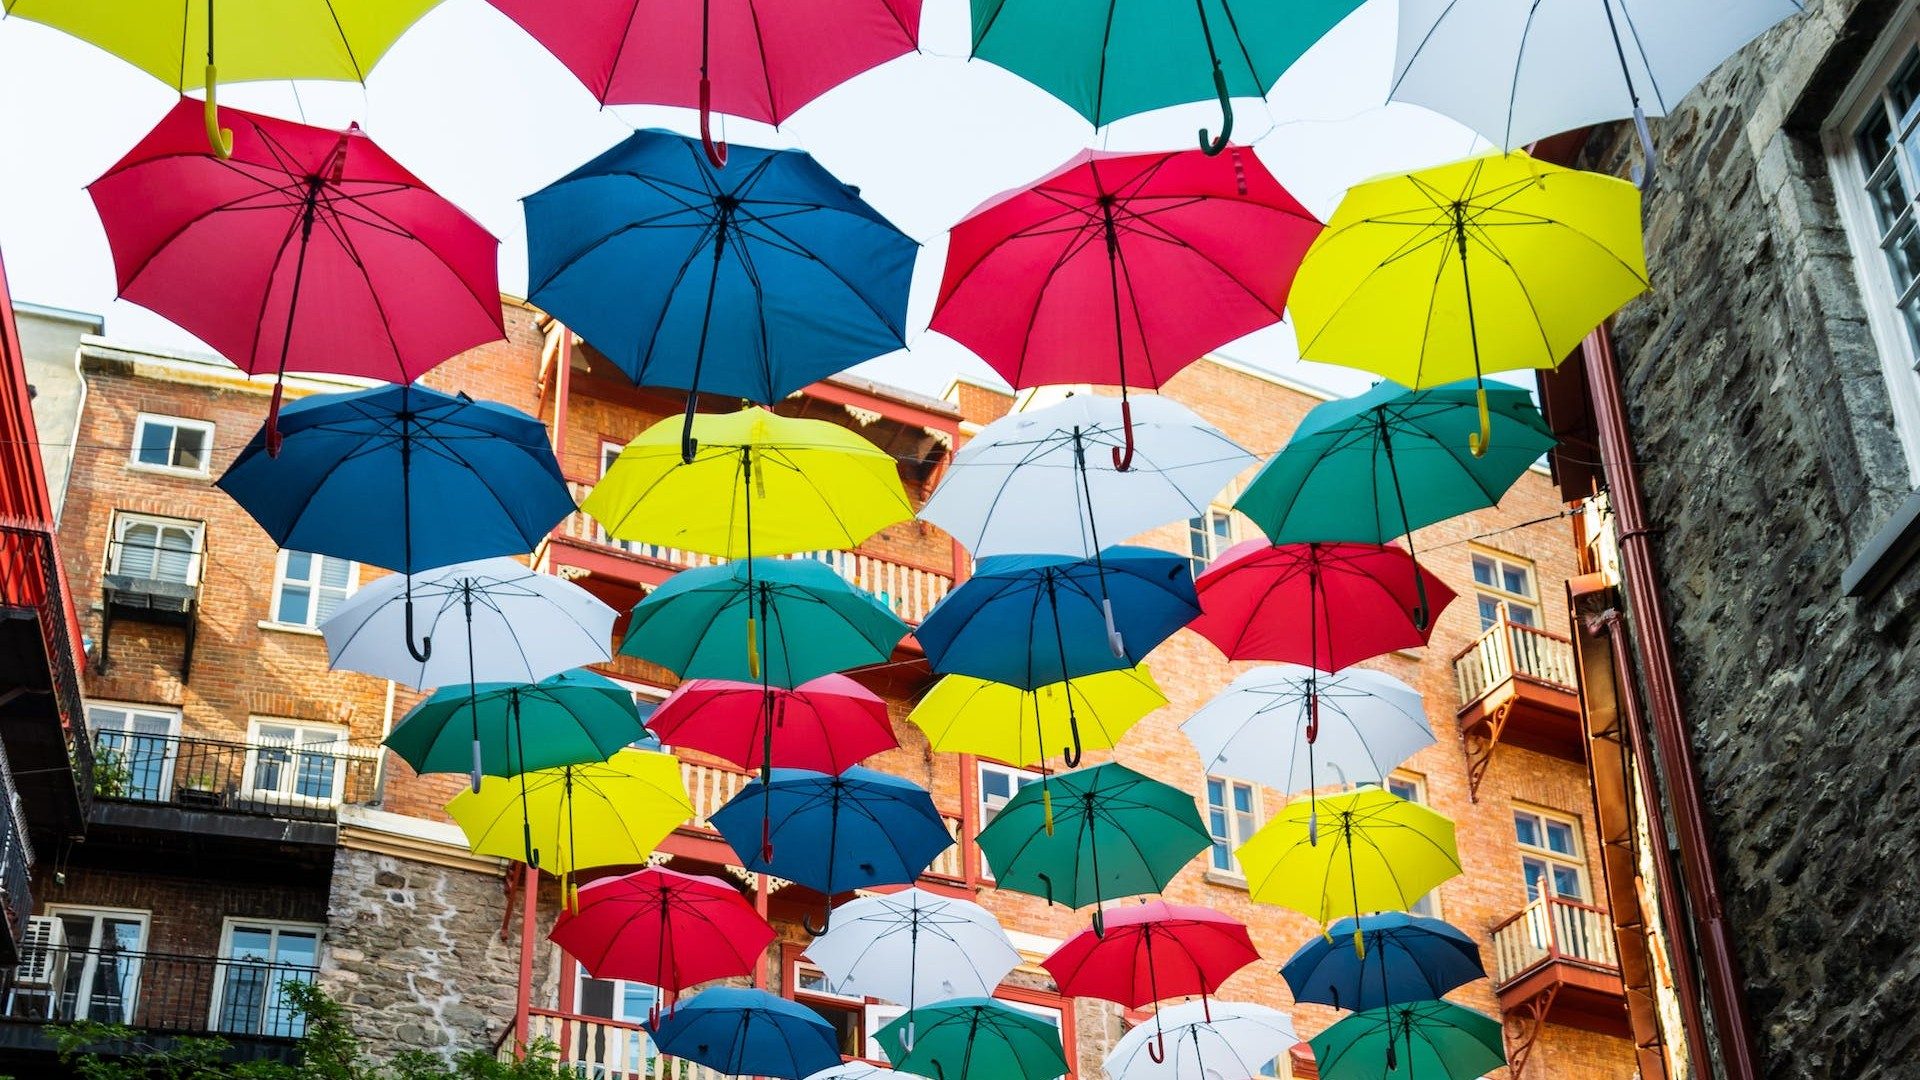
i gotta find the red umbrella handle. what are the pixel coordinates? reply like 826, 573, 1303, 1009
266, 379, 286, 457
1109, 398, 1136, 471
1147, 1030, 1168, 1063
699, 78, 728, 168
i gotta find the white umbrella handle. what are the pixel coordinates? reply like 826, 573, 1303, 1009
471, 738, 483, 794
1631, 104, 1660, 189
1102, 598, 1126, 658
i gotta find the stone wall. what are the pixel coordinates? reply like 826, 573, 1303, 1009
1577, 0, 1920, 1076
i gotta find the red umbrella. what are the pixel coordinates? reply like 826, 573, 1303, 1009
1189, 540, 1455, 670
487, 0, 921, 166
1042, 901, 1258, 1062
88, 99, 504, 452
549, 867, 774, 1021
932, 146, 1320, 468
647, 673, 897, 775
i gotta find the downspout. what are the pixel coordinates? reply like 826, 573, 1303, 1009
371, 678, 397, 806
1581, 327, 1759, 1079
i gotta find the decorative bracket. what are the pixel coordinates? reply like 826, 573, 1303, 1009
1503, 983, 1561, 1080
1461, 699, 1514, 803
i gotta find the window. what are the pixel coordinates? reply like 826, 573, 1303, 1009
270, 551, 357, 628
1188, 508, 1236, 576
573, 967, 659, 1073
41, 907, 149, 1025
86, 704, 181, 802
978, 762, 1041, 828
792, 961, 867, 1058
242, 719, 351, 806
1387, 774, 1440, 918
212, 920, 321, 1037
1470, 549, 1539, 630
1514, 806, 1589, 902
1205, 776, 1258, 875
108, 513, 202, 585
130, 414, 213, 476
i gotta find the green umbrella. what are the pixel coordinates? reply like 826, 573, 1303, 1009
874, 998, 1069, 1080
1234, 379, 1555, 628
970, 0, 1365, 153
1309, 1000, 1505, 1080
975, 763, 1210, 934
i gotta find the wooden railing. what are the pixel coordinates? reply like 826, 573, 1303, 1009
1453, 608, 1578, 705
559, 482, 953, 623
1489, 896, 1619, 986
517, 1009, 728, 1080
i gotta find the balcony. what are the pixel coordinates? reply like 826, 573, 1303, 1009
514, 1010, 728, 1079
1489, 896, 1629, 1044
99, 534, 205, 680
1452, 608, 1583, 800
0, 524, 93, 842
0, 793, 30, 969
552, 482, 954, 625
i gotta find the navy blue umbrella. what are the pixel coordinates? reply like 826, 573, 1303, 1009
915, 547, 1198, 763
525, 130, 917, 461
1280, 912, 1485, 1012
645, 987, 841, 1080
217, 383, 573, 661
711, 766, 953, 934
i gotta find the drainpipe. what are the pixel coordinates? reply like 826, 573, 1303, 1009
371, 679, 397, 806
1581, 328, 1758, 1080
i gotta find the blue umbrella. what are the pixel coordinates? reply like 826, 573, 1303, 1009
525, 130, 917, 461
217, 382, 573, 661
1280, 912, 1486, 1012
645, 987, 841, 1080
915, 547, 1198, 763
710, 766, 953, 934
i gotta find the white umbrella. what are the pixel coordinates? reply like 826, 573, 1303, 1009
1181, 666, 1431, 842
1389, 0, 1804, 181
802, 888, 1021, 1047
322, 557, 615, 789
805, 1065, 902, 1080
1106, 1000, 1297, 1080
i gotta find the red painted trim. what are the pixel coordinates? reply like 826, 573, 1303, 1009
514, 864, 538, 1055
802, 378, 962, 436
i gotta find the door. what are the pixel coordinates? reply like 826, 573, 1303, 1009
212, 922, 321, 1037
49, 907, 148, 1024
87, 705, 179, 802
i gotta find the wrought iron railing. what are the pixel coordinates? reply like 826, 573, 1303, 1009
1453, 608, 1579, 705
0, 523, 94, 817
1, 944, 317, 1040
89, 732, 379, 824
0, 786, 31, 957
1489, 895, 1620, 986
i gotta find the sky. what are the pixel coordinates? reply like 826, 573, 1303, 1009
0, 0, 1492, 400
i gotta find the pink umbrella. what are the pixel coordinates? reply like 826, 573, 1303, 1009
89, 98, 504, 451
488, 0, 921, 166
647, 673, 898, 775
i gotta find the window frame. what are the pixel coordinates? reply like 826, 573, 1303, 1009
85, 702, 183, 803
128, 413, 215, 478
268, 550, 359, 629
1513, 804, 1591, 903
1386, 773, 1442, 918
1204, 774, 1260, 877
1186, 506, 1239, 577
976, 761, 1043, 882
240, 717, 355, 808
43, 904, 152, 1026
209, 918, 323, 1038
107, 512, 204, 585
1469, 546, 1541, 631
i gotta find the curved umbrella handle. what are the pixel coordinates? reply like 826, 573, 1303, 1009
1386, 1033, 1398, 1071
471, 738, 484, 795
404, 598, 433, 663
648, 1002, 660, 1028
760, 816, 773, 864
1466, 386, 1492, 459
1102, 598, 1126, 659
1061, 708, 1084, 768
1108, 398, 1137, 472
1630, 104, 1659, 189
1147, 1031, 1167, 1064
265, 379, 286, 458
746, 615, 761, 681
1091, 906, 1106, 939
1353, 926, 1367, 960
523, 821, 538, 870
1037, 872, 1055, 908
202, 71, 233, 160
803, 905, 830, 936
1198, 65, 1232, 156
699, 78, 729, 168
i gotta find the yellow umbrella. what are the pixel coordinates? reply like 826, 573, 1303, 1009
582, 405, 913, 559
1238, 787, 1460, 956
908, 665, 1166, 768
1288, 151, 1647, 455
5, 1, 444, 156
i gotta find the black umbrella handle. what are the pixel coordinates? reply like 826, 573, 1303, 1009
1199, 64, 1233, 155
404, 594, 432, 662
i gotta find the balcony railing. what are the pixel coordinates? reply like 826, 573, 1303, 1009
1489, 896, 1620, 986
1453, 610, 1578, 705
90, 731, 378, 824
0, 523, 93, 816
0, 787, 31, 959
516, 1009, 729, 1080
559, 482, 954, 624
1, 944, 317, 1040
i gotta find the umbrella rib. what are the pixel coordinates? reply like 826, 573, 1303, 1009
1384, 0, 1467, 99
305, 207, 413, 374
321, 1, 369, 83
734, 204, 910, 342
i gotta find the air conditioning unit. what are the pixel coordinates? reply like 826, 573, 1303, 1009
16, 916, 67, 990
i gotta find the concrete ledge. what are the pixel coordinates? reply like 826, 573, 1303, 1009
1842, 487, 1920, 599
337, 804, 506, 874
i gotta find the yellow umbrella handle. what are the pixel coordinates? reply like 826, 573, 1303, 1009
203, 66, 233, 159
746, 614, 760, 680
1467, 387, 1491, 458
1354, 926, 1367, 959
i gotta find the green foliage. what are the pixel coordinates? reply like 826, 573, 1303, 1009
90, 746, 131, 799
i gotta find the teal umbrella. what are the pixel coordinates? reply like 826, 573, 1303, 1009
970, 0, 1365, 153
874, 998, 1068, 1080
974, 763, 1210, 934
1309, 1000, 1505, 1080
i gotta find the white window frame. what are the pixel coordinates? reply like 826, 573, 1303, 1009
241, 718, 355, 807
41, 905, 151, 1025
1828, 0, 1920, 483
1513, 804, 1591, 903
267, 550, 359, 629
128, 413, 214, 478
1386, 773, 1442, 918
606, 678, 670, 749
977, 761, 1043, 882
85, 702, 182, 803
107, 512, 204, 585
1469, 547, 1540, 631
596, 440, 643, 553
1187, 505, 1239, 576
209, 918, 323, 1037
1205, 774, 1259, 877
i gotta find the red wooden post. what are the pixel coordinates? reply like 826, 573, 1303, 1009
514, 863, 538, 1056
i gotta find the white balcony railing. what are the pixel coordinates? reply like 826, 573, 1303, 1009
520, 1010, 726, 1080
1453, 608, 1579, 705
1489, 895, 1620, 986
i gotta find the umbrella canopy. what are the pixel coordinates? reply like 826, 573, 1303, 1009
447, 750, 693, 879
1180, 665, 1433, 794
648, 674, 896, 775
932, 147, 1319, 463
919, 395, 1254, 558
874, 998, 1068, 1080
975, 763, 1210, 927
488, 0, 920, 164
803, 888, 1020, 1026
1310, 1001, 1505, 1080
646, 987, 842, 1080
1288, 151, 1645, 455
1042, 901, 1258, 1010
908, 666, 1166, 769
89, 100, 502, 442
218, 383, 572, 577
1189, 541, 1453, 665
710, 768, 954, 929
1281, 912, 1485, 1013
968, 0, 1363, 148
385, 669, 645, 779
525, 130, 915, 458
548, 867, 773, 1002
1104, 1000, 1297, 1080
583, 406, 913, 557
621, 558, 908, 688
1237, 788, 1462, 940
806, 1066, 903, 1080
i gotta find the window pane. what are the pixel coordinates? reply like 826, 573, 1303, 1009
315, 585, 347, 623
1387, 778, 1417, 802
1544, 820, 1577, 856
1522, 858, 1547, 900
174, 427, 207, 470
227, 928, 274, 962
1551, 865, 1584, 899
1507, 604, 1538, 627
1892, 50, 1920, 116
284, 551, 313, 583
277, 584, 312, 626
1477, 596, 1501, 630
136, 423, 172, 467
1471, 554, 1495, 586
1206, 777, 1224, 809
1231, 783, 1253, 814
118, 523, 157, 577
1501, 563, 1530, 596
319, 556, 351, 589
1513, 812, 1540, 847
